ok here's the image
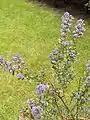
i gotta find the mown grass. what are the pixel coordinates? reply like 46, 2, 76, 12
0, 0, 90, 119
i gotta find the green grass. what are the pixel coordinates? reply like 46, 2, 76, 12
0, 0, 90, 119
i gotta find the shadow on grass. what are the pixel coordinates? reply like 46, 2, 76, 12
27, 0, 90, 20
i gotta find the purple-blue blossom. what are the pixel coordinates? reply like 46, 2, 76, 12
0, 56, 5, 66
73, 34, 79, 38
61, 41, 73, 46
61, 12, 70, 22
36, 83, 48, 96
73, 19, 85, 39
69, 50, 76, 58
53, 48, 59, 55
49, 53, 55, 61
4, 62, 12, 71
12, 54, 21, 61
86, 61, 90, 72
87, 76, 90, 80
31, 106, 42, 119
70, 52, 76, 58
60, 12, 74, 37
17, 73, 24, 80
49, 53, 56, 64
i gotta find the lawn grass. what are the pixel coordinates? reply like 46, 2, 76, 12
0, 0, 90, 119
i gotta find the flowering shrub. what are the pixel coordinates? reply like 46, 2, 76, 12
19, 12, 90, 120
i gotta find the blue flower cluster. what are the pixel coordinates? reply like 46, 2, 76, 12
26, 99, 43, 119
25, 83, 48, 120
32, 106, 42, 119
73, 19, 86, 39
69, 50, 76, 59
49, 47, 64, 65
61, 40, 73, 46
60, 12, 74, 37
36, 83, 48, 97
0, 54, 25, 80
0, 56, 5, 66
